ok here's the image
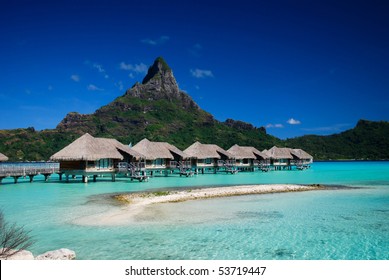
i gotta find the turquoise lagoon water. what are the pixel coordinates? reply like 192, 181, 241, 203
0, 161, 388, 260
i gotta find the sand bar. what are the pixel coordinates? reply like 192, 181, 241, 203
72, 184, 324, 226
115, 184, 324, 205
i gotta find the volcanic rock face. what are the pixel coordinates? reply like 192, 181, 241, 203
142, 57, 179, 93
57, 112, 90, 131
224, 119, 255, 130
126, 57, 198, 109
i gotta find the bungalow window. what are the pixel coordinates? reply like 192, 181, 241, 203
243, 159, 249, 164
96, 158, 113, 169
153, 158, 165, 166
205, 158, 212, 164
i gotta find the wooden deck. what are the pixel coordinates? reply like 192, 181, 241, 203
0, 158, 312, 184
0, 162, 60, 183
116, 162, 148, 182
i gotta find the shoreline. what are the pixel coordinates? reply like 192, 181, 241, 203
114, 184, 326, 206
72, 184, 326, 226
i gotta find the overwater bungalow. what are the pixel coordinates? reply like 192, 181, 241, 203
290, 148, 313, 169
264, 146, 313, 170
0, 153, 8, 162
50, 133, 144, 182
264, 146, 294, 170
227, 144, 269, 171
183, 141, 237, 174
132, 138, 190, 176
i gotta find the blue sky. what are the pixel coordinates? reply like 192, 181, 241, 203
1, 0, 388, 139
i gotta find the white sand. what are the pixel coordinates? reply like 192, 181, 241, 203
72, 184, 323, 226
117, 184, 322, 204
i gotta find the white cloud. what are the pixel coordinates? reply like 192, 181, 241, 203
120, 62, 148, 74
119, 62, 132, 70
48, 85, 53, 91
70, 75, 80, 82
266, 123, 284, 128
92, 63, 109, 78
287, 118, 301, 125
115, 81, 124, 91
141, 35, 169, 45
302, 123, 351, 132
189, 43, 203, 56
87, 84, 104, 91
190, 68, 214, 78
141, 38, 157, 45
93, 63, 105, 73
128, 73, 135, 79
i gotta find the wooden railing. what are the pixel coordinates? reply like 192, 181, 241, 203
0, 162, 60, 177
217, 160, 236, 167
116, 162, 145, 173
169, 161, 191, 169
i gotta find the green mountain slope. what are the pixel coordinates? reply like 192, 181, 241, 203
0, 128, 78, 161
285, 120, 389, 160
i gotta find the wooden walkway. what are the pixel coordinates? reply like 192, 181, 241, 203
0, 160, 312, 184
0, 163, 60, 183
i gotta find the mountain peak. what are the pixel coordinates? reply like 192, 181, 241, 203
123, 57, 198, 110
142, 56, 173, 85
126, 56, 180, 100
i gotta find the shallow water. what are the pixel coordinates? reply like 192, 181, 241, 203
0, 161, 388, 259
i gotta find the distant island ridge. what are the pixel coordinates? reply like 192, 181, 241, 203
0, 57, 388, 161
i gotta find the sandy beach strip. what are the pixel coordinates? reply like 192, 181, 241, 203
72, 184, 324, 226
114, 184, 325, 205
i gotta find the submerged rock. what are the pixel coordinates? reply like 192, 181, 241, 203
35, 248, 76, 260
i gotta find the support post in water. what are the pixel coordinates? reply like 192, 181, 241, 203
44, 174, 50, 182
13, 176, 19, 184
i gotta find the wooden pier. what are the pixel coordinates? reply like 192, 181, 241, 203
0, 162, 60, 183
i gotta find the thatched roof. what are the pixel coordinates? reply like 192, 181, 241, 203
0, 152, 8, 162
132, 138, 188, 160
264, 146, 294, 159
290, 148, 313, 160
102, 138, 144, 159
184, 141, 234, 159
227, 144, 268, 160
50, 133, 143, 161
